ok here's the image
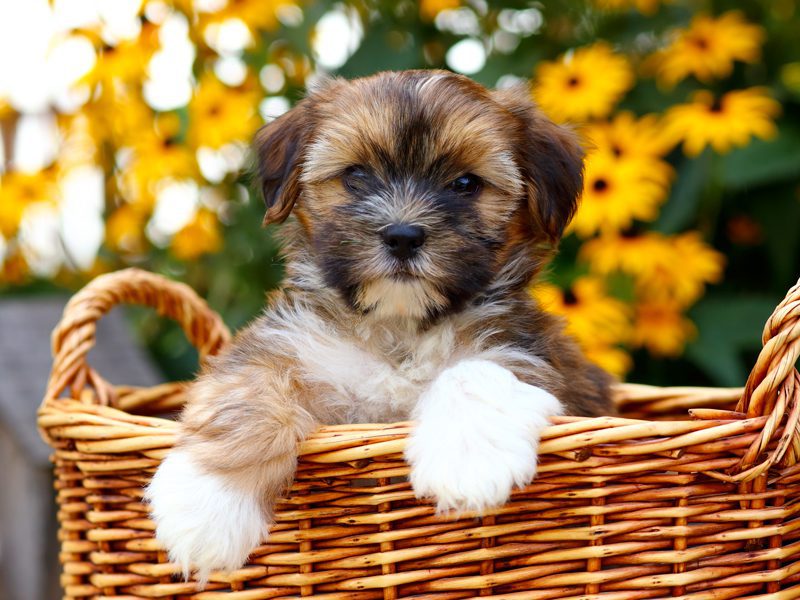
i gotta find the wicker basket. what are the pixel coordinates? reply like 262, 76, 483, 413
38, 268, 800, 600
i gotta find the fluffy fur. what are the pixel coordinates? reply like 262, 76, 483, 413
147, 450, 268, 583
146, 69, 613, 580
407, 359, 563, 514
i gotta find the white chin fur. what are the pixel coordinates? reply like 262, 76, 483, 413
357, 277, 445, 319
145, 450, 267, 583
406, 359, 562, 514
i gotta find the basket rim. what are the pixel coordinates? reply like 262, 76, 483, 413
38, 268, 800, 483
38, 384, 766, 469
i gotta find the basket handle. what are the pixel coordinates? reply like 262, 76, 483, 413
43, 268, 231, 408
730, 276, 800, 480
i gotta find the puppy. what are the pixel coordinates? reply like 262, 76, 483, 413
146, 70, 612, 581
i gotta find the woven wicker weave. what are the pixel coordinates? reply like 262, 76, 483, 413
38, 268, 800, 599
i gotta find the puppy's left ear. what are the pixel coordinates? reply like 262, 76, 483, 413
254, 101, 312, 225
492, 85, 584, 244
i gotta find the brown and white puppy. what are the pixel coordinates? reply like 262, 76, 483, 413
146, 70, 612, 581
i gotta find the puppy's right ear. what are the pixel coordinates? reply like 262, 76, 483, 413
254, 102, 311, 225
491, 85, 584, 245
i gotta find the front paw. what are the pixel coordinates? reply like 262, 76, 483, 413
406, 360, 562, 514
145, 449, 268, 582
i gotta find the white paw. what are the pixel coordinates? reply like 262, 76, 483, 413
406, 360, 562, 514
145, 449, 268, 583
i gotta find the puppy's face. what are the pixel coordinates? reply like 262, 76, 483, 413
255, 70, 583, 321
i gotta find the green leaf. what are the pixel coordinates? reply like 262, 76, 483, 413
338, 21, 423, 77
653, 151, 711, 234
751, 187, 800, 285
721, 124, 800, 191
685, 294, 779, 387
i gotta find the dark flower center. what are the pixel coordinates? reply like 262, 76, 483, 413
620, 226, 642, 239
563, 289, 578, 305
708, 97, 724, 113
566, 76, 580, 88
690, 35, 709, 51
593, 178, 609, 192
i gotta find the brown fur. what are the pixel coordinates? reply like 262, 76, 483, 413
176, 70, 613, 522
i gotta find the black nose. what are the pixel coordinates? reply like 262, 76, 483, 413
381, 224, 425, 260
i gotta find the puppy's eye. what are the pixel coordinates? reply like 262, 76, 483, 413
449, 173, 482, 196
342, 166, 369, 193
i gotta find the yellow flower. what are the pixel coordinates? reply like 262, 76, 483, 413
580, 114, 675, 234
635, 231, 725, 306
583, 343, 632, 378
80, 90, 154, 149
533, 43, 634, 123
632, 300, 696, 357
171, 209, 223, 260
581, 231, 724, 307
0, 171, 57, 238
127, 150, 197, 202
569, 150, 671, 238
93, 44, 146, 83
583, 112, 675, 159
106, 204, 149, 254
592, 0, 661, 15
533, 277, 632, 347
189, 74, 260, 149
84, 24, 160, 88
664, 88, 780, 157
579, 231, 675, 278
647, 11, 764, 88
420, 0, 460, 21
533, 278, 633, 377
120, 119, 199, 209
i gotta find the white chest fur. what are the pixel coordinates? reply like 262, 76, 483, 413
254, 305, 465, 423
